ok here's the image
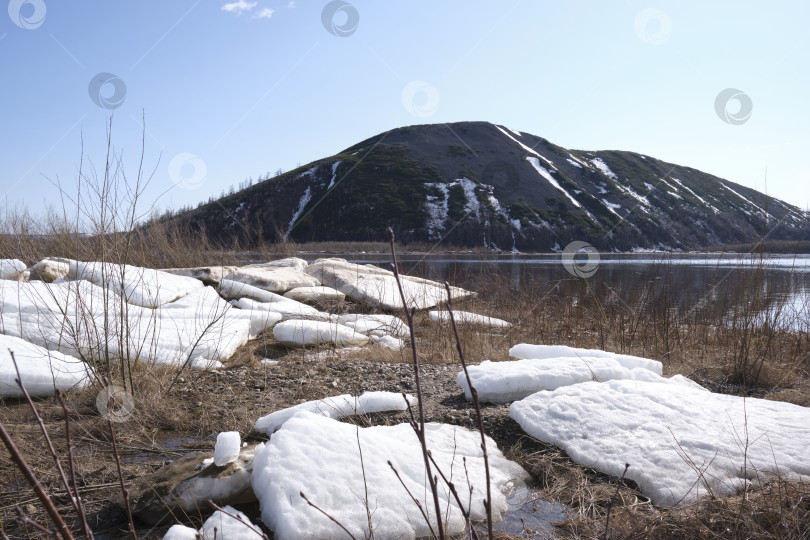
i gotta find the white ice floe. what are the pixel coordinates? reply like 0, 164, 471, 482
252, 412, 529, 540
0, 334, 93, 397
273, 319, 369, 348
255, 391, 415, 435
371, 334, 405, 350
70, 261, 204, 308
161, 525, 198, 540
457, 356, 694, 404
306, 258, 474, 311
223, 265, 320, 294
429, 310, 511, 329
162, 505, 264, 540
28, 258, 72, 282
0, 259, 26, 281
160, 265, 239, 285
231, 297, 328, 322
0, 281, 248, 370
510, 379, 810, 506
509, 344, 662, 374
244, 257, 309, 272
219, 279, 293, 303
283, 286, 345, 303
214, 431, 241, 467
333, 313, 409, 337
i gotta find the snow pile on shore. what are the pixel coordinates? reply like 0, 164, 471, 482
510, 379, 810, 505
251, 412, 529, 539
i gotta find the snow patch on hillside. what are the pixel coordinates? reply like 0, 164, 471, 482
526, 157, 581, 209
495, 125, 557, 169
327, 161, 341, 189
424, 183, 449, 239
590, 158, 618, 180
284, 187, 312, 241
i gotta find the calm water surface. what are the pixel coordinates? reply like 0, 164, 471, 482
325, 252, 810, 331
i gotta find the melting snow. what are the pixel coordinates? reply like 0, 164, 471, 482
511, 379, 810, 506
284, 186, 312, 241
424, 182, 449, 239
589, 158, 618, 180
251, 412, 529, 539
254, 391, 415, 434
327, 160, 341, 189
429, 310, 511, 329
495, 125, 556, 169
526, 157, 582, 209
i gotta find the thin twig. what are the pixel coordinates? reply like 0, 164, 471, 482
356, 425, 375, 539
387, 461, 436, 540
9, 350, 91, 536
14, 506, 58, 537
427, 451, 480, 540
55, 391, 94, 540
299, 491, 358, 540
0, 420, 74, 540
444, 283, 494, 539
388, 227, 445, 540
104, 378, 137, 540
604, 463, 630, 540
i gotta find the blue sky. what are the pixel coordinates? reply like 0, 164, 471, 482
2, 0, 809, 221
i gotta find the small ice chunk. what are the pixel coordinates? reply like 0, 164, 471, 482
371, 335, 405, 350
458, 356, 684, 404
334, 313, 409, 337
273, 319, 368, 348
0, 259, 27, 281
429, 310, 511, 329
214, 431, 241, 467
161, 524, 198, 540
509, 343, 662, 375
255, 391, 415, 435
283, 286, 345, 303
163, 505, 264, 539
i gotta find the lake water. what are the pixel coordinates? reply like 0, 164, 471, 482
327, 252, 810, 332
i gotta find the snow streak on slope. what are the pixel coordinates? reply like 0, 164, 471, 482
670, 177, 719, 212
589, 158, 618, 180
526, 157, 581, 208
327, 161, 341, 189
284, 187, 312, 241
718, 181, 768, 216
495, 125, 556, 169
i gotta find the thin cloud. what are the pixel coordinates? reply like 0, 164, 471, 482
253, 7, 275, 18
221, 1, 257, 15
288, 1, 296, 7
